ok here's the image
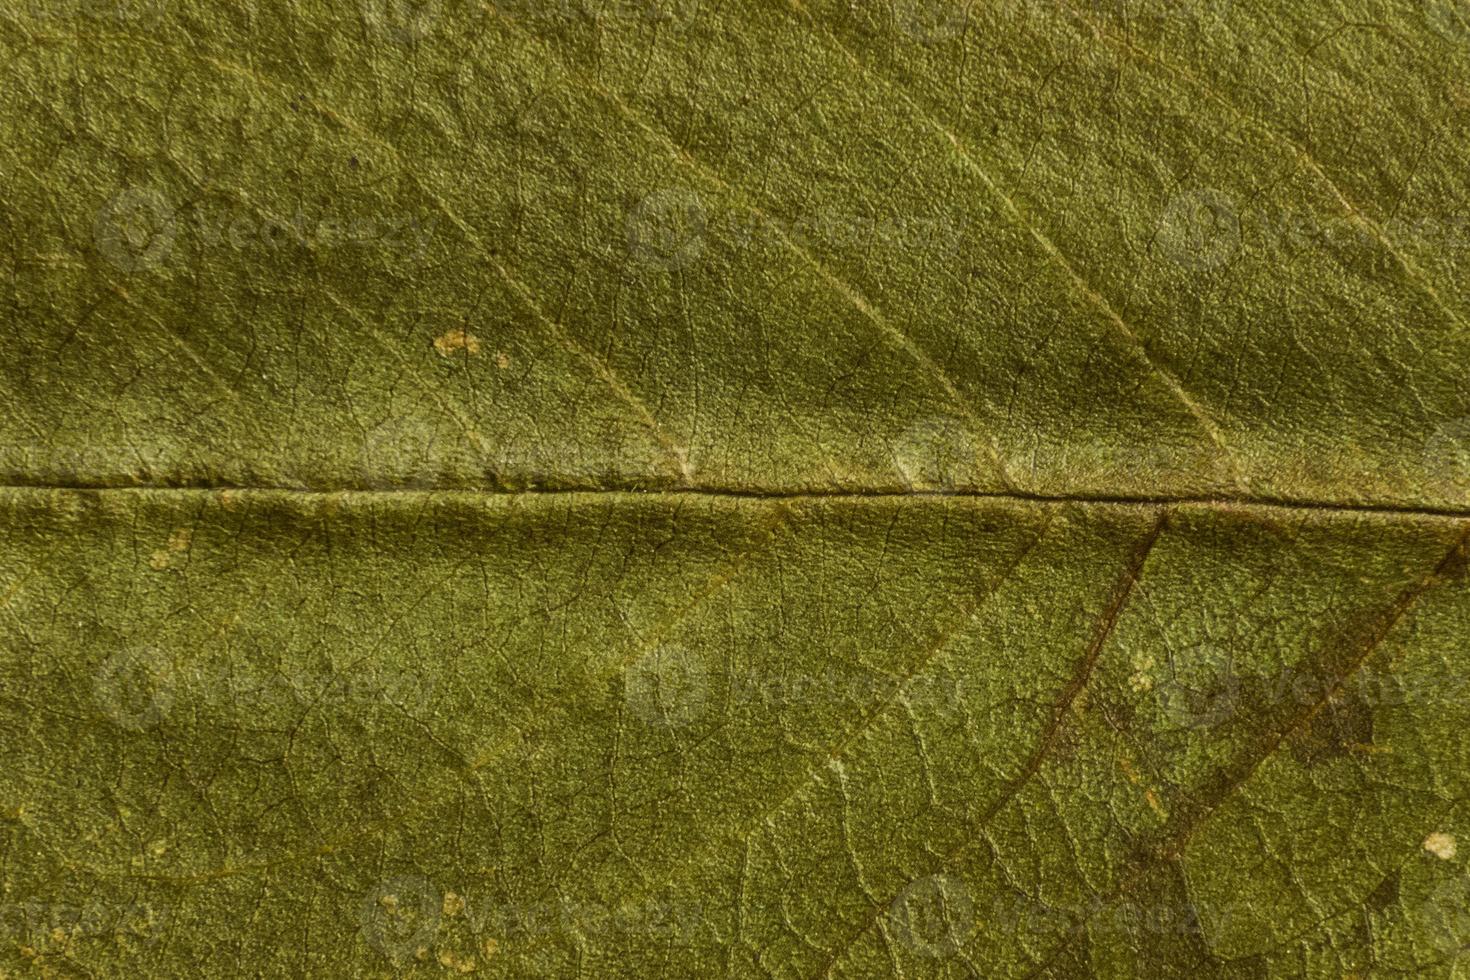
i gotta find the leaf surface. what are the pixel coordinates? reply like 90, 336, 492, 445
3, 2, 1470, 977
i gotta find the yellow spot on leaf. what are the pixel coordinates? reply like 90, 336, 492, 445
438, 949, 477, 973
1128, 654, 1154, 692
434, 328, 482, 357
1425, 832, 1457, 860
443, 891, 465, 917
149, 527, 193, 570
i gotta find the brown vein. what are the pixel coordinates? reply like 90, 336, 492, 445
812, 511, 1168, 977
1020, 520, 1470, 978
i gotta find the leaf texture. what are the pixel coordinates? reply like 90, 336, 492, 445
3, 1, 1470, 977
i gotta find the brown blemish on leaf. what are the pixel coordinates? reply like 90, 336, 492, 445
434, 328, 482, 357
442, 891, 465, 917
1144, 789, 1166, 819
495, 351, 510, 369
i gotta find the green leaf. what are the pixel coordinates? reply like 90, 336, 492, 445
2, 1, 1470, 976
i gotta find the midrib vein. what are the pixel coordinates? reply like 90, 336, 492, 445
1, 481, 1469, 522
